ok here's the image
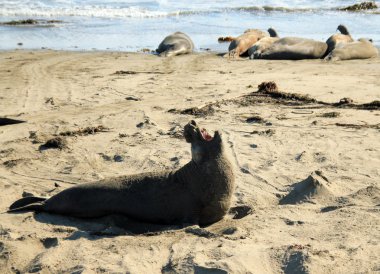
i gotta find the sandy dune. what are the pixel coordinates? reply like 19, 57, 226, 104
0, 50, 379, 273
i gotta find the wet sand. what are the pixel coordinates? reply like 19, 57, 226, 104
0, 50, 379, 273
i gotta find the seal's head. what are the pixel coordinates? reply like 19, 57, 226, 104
267, 27, 279, 38
184, 120, 223, 164
337, 24, 350, 35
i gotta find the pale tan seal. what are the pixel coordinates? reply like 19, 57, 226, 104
8, 121, 235, 226
156, 31, 194, 57
257, 37, 328, 60
325, 25, 354, 57
248, 28, 280, 59
325, 38, 379, 61
225, 29, 268, 58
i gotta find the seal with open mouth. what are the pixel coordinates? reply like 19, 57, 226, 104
8, 121, 235, 226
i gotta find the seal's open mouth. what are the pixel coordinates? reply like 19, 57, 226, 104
200, 128, 213, 141
184, 120, 214, 143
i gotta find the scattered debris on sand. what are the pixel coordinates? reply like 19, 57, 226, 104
40, 137, 68, 150
170, 104, 216, 117
229, 205, 253, 219
125, 96, 141, 101
59, 125, 109, 137
138, 48, 153, 53
246, 115, 266, 124
335, 123, 380, 129
113, 70, 173, 75
251, 129, 275, 136
3, 159, 22, 168
318, 112, 340, 118
218, 36, 236, 43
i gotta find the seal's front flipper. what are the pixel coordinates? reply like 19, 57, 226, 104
161, 45, 189, 57
7, 202, 45, 213
9, 196, 46, 211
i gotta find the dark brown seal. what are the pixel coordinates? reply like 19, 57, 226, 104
8, 121, 235, 226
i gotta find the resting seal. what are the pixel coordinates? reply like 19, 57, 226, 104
325, 25, 354, 57
325, 38, 379, 61
225, 29, 268, 58
8, 121, 235, 226
257, 37, 328, 60
156, 32, 194, 57
248, 28, 280, 59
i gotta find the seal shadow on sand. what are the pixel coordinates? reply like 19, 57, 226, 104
23, 204, 253, 239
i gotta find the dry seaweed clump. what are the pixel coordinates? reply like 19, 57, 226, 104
258, 81, 279, 93
333, 98, 380, 110
340, 2, 378, 11
335, 97, 354, 106
257, 81, 316, 103
59, 125, 109, 136
359, 100, 380, 110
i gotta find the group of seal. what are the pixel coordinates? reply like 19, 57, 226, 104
224, 24, 378, 61
156, 25, 378, 61
9, 121, 235, 226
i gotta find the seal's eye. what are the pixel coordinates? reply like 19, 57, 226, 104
201, 128, 213, 141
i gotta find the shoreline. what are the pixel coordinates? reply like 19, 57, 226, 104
0, 50, 379, 273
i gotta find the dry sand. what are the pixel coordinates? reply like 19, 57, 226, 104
0, 50, 379, 273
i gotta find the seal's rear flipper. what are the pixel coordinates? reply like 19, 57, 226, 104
9, 196, 46, 211
7, 202, 45, 213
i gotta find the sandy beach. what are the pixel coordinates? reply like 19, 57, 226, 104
0, 50, 379, 273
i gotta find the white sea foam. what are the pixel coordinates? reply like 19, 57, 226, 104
1, 0, 379, 19
1, 0, 379, 51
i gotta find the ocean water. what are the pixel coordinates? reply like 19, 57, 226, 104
0, 0, 379, 51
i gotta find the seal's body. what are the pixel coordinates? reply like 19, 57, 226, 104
257, 37, 328, 60
248, 28, 280, 59
226, 29, 268, 58
156, 32, 194, 57
9, 121, 235, 226
325, 25, 354, 57
325, 38, 379, 61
